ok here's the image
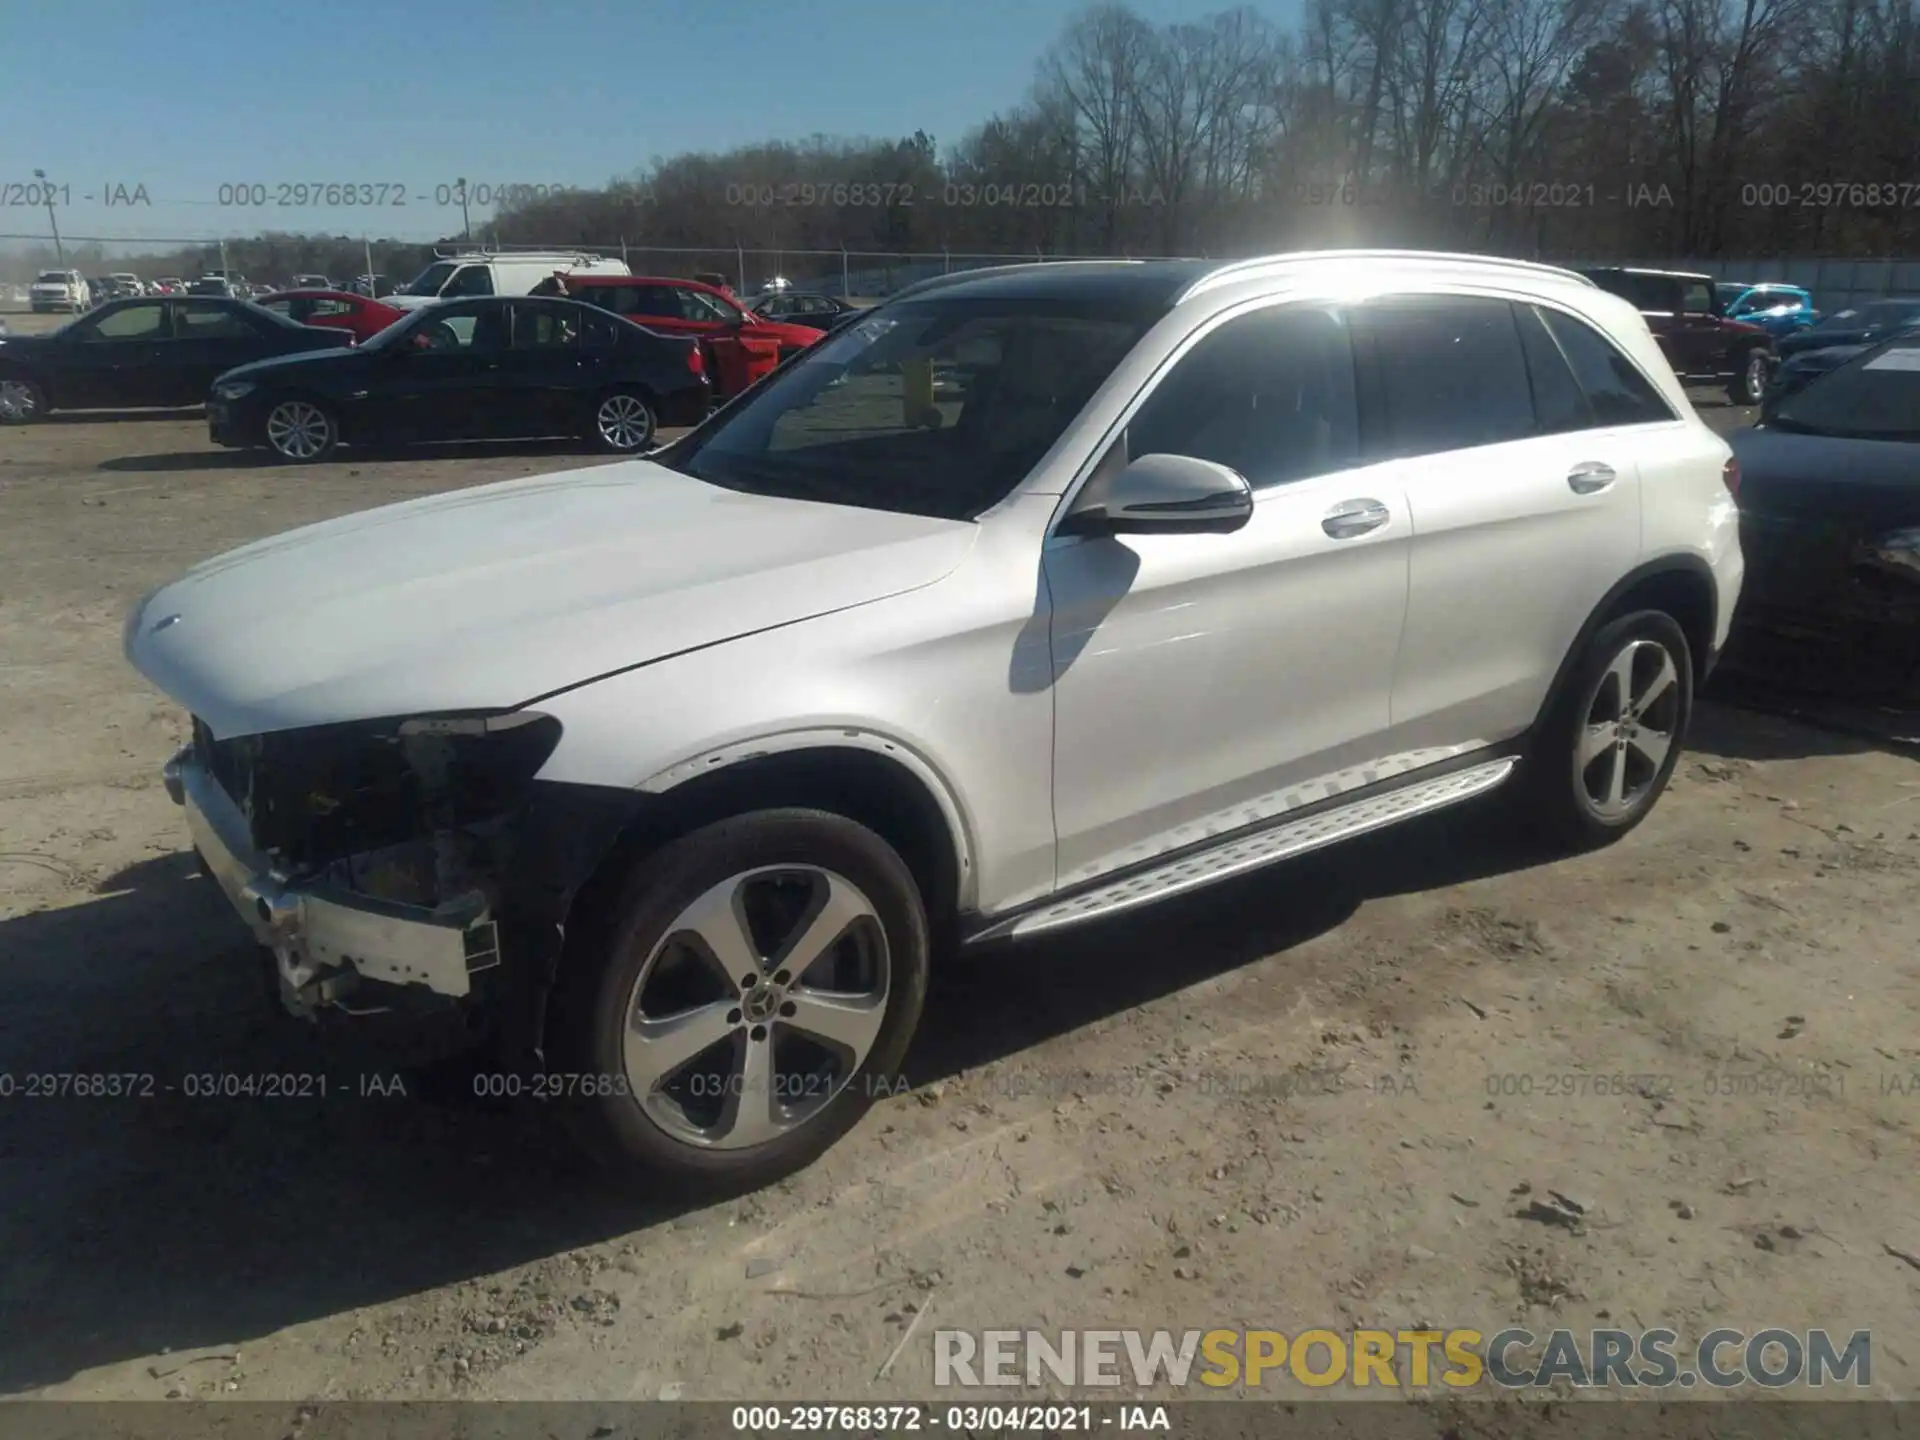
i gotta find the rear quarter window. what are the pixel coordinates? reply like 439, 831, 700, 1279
1537, 307, 1677, 426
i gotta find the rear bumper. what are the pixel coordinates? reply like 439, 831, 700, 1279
164, 746, 501, 1010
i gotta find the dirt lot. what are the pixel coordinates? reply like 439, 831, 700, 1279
1, 347, 1916, 1410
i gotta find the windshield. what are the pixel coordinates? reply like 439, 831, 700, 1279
655, 297, 1157, 521
1773, 338, 1920, 440
35, 272, 70, 284
401, 262, 460, 297
1716, 284, 1749, 306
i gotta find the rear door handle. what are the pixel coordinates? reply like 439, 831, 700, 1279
1567, 462, 1617, 494
1322, 498, 1391, 539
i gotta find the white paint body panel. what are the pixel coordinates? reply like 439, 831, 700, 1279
125, 250, 1743, 923
125, 464, 978, 738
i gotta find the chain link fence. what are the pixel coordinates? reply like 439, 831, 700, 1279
6, 235, 1920, 312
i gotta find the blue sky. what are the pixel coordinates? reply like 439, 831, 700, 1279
3, 0, 1268, 249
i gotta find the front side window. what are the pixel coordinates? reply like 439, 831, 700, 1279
1680, 280, 1716, 315
1774, 340, 1920, 440
1352, 295, 1536, 458
512, 303, 579, 350
409, 301, 510, 353
659, 298, 1155, 520
1537, 307, 1677, 426
77, 302, 167, 341
1127, 306, 1359, 488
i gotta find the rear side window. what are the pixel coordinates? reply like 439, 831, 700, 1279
1128, 305, 1359, 488
1514, 304, 1591, 434
1537, 307, 1677, 425
578, 310, 619, 350
1352, 295, 1535, 458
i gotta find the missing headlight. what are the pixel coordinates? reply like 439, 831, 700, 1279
206, 710, 563, 873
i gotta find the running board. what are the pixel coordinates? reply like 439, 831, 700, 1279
972, 756, 1518, 943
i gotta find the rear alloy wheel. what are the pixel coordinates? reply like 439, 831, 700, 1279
591, 389, 656, 453
1521, 610, 1693, 850
550, 809, 930, 1194
263, 397, 337, 462
0, 374, 47, 423
1729, 348, 1769, 406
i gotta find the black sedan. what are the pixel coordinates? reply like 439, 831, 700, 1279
1776, 297, 1920, 361
0, 296, 345, 420
748, 291, 872, 332
1763, 321, 1920, 416
1722, 333, 1920, 705
207, 295, 712, 462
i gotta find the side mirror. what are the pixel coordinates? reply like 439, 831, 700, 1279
1058, 451, 1254, 538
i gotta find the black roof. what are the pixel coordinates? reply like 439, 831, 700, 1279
892, 260, 1218, 310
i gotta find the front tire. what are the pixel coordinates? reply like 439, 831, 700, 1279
1519, 610, 1693, 851
1728, 347, 1769, 406
0, 373, 48, 423
549, 809, 930, 1195
589, 388, 657, 453
262, 396, 338, 462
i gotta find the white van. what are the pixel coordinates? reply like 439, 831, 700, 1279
384, 251, 631, 310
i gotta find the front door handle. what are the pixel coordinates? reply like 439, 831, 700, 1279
1567, 462, 1617, 494
1322, 498, 1391, 539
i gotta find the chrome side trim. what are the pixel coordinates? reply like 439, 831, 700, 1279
973, 756, 1517, 943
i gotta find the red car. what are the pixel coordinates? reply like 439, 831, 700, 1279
254, 289, 405, 346
536, 274, 823, 398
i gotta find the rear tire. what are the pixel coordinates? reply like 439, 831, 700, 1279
1728, 347, 1769, 406
589, 387, 657, 453
548, 808, 930, 1196
1518, 610, 1693, 851
262, 395, 338, 462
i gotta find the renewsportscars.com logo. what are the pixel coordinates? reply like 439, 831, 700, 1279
932, 1327, 1873, 1390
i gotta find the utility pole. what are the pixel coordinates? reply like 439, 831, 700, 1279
456, 178, 472, 244
32, 169, 64, 266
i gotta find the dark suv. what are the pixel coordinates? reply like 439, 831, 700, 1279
1580, 268, 1775, 406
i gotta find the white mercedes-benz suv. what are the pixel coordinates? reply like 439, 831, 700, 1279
125, 251, 1743, 1192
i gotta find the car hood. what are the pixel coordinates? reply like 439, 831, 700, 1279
1778, 344, 1865, 374
125, 462, 977, 738
1780, 328, 1870, 357
215, 344, 363, 384
1732, 427, 1920, 523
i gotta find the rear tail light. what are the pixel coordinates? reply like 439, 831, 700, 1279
1721, 456, 1741, 500
688, 345, 705, 377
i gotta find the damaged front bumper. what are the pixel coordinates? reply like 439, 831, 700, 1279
164, 745, 501, 1015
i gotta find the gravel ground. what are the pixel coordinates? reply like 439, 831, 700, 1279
1, 341, 1916, 1411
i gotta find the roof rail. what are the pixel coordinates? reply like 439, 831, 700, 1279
886, 258, 1151, 303
1182, 249, 1596, 300
430, 244, 605, 262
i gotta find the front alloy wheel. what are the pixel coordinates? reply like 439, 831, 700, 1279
550, 808, 930, 1194
625, 866, 889, 1149
264, 398, 336, 461
0, 375, 46, 422
593, 390, 655, 453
